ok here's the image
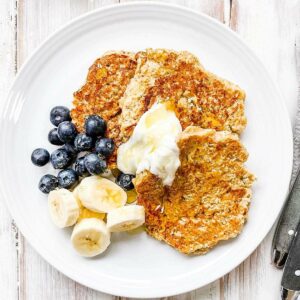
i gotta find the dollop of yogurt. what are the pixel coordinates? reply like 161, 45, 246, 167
117, 102, 182, 186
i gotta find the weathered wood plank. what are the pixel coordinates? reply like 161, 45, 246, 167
0, 0, 19, 299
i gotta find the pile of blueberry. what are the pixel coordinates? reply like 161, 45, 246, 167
31, 106, 134, 193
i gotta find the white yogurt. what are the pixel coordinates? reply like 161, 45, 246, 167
117, 103, 182, 186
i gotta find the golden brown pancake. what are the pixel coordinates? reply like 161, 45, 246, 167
71, 51, 137, 166
71, 49, 246, 168
120, 49, 246, 143
135, 127, 255, 254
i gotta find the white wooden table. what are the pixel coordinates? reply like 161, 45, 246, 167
1, 0, 299, 299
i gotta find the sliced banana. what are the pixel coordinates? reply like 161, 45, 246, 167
107, 205, 145, 232
77, 176, 127, 213
73, 186, 106, 221
71, 218, 110, 257
73, 185, 81, 202
48, 189, 80, 228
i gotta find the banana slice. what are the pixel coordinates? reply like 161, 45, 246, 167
73, 186, 106, 221
77, 176, 127, 213
71, 218, 110, 257
72, 185, 81, 203
48, 189, 80, 228
107, 205, 145, 232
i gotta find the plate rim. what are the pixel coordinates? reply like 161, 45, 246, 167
0, 2, 293, 298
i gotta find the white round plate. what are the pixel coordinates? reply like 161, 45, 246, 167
0, 2, 292, 298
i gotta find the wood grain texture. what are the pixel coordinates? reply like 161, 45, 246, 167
0, 1, 19, 299
0, 0, 298, 299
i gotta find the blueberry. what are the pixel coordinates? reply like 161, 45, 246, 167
62, 143, 78, 160
31, 148, 50, 166
48, 128, 64, 145
50, 106, 71, 126
57, 121, 77, 143
50, 148, 72, 169
74, 156, 89, 177
74, 133, 94, 152
95, 138, 114, 157
84, 153, 107, 175
38, 174, 58, 194
84, 115, 106, 137
116, 173, 134, 191
57, 169, 79, 189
